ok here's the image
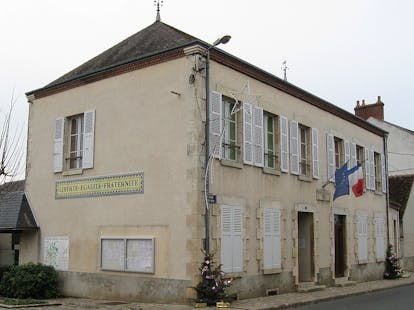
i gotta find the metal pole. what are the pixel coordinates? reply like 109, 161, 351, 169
384, 133, 390, 247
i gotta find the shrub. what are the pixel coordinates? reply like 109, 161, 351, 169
0, 263, 60, 299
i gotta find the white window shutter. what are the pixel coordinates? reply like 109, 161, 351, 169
369, 150, 375, 191
221, 205, 233, 273
53, 117, 65, 172
82, 110, 95, 169
209, 91, 223, 159
327, 133, 335, 182
381, 153, 387, 193
311, 128, 319, 179
273, 208, 281, 269
365, 148, 371, 190
350, 143, 357, 168
243, 103, 253, 165
232, 206, 243, 273
253, 106, 264, 167
263, 208, 273, 270
263, 208, 281, 269
358, 216, 368, 261
344, 140, 350, 167
280, 116, 289, 173
375, 218, 385, 260
290, 120, 299, 175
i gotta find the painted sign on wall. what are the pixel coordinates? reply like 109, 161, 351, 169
55, 172, 144, 199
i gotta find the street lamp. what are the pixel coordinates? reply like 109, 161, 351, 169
205, 35, 231, 253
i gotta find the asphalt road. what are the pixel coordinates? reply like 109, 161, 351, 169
292, 284, 414, 310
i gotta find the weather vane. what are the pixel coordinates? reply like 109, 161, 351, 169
154, 0, 164, 22
281, 59, 289, 82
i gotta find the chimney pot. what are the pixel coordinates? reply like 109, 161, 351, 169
362, 99, 365, 106
356, 100, 360, 107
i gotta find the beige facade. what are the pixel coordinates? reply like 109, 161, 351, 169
23, 22, 388, 302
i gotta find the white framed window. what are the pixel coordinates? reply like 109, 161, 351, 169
358, 216, 368, 262
263, 207, 281, 270
299, 125, 311, 177
53, 110, 95, 172
334, 137, 344, 170
264, 113, 278, 169
68, 114, 83, 169
223, 99, 238, 161
221, 205, 243, 273
100, 237, 154, 273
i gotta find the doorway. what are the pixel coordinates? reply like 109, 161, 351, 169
334, 214, 346, 277
298, 212, 314, 282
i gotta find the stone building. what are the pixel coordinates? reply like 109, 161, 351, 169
21, 20, 388, 302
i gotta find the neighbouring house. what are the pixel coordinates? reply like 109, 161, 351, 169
0, 180, 38, 270
22, 18, 388, 303
355, 97, 414, 270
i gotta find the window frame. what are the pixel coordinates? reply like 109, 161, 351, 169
334, 137, 344, 170
67, 114, 84, 170
100, 237, 155, 274
299, 125, 311, 177
263, 112, 279, 169
374, 152, 382, 191
223, 99, 238, 161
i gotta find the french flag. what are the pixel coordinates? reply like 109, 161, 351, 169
333, 162, 364, 200
349, 163, 364, 197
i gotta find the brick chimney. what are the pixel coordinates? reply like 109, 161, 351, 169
354, 96, 384, 120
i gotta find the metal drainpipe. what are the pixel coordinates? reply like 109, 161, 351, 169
384, 133, 390, 246
204, 47, 211, 253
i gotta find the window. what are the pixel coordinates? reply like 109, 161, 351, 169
263, 207, 281, 270
374, 152, 382, 191
221, 205, 243, 273
299, 125, 311, 176
100, 238, 154, 273
67, 114, 83, 169
264, 113, 279, 169
53, 110, 95, 173
334, 137, 344, 169
358, 216, 368, 262
223, 99, 238, 161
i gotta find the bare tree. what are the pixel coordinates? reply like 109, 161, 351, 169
0, 92, 25, 188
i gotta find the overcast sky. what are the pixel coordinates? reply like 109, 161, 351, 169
1, 0, 413, 141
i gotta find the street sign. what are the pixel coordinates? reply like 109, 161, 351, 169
207, 193, 217, 204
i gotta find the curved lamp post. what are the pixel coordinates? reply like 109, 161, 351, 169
205, 35, 231, 253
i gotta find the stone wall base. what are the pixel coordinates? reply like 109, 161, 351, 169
350, 262, 385, 282
403, 256, 414, 271
58, 271, 192, 304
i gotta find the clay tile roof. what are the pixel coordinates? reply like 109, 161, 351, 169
46, 21, 200, 88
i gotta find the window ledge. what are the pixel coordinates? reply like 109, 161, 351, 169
62, 169, 83, 176
376, 258, 385, 263
374, 190, 384, 196
263, 267, 282, 275
298, 175, 312, 182
224, 271, 244, 278
263, 167, 281, 176
358, 259, 368, 265
221, 159, 243, 169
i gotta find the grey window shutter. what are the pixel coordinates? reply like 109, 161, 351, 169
375, 217, 385, 260
280, 116, 289, 173
53, 117, 64, 172
243, 103, 253, 165
290, 120, 299, 175
209, 91, 223, 159
358, 216, 368, 261
253, 106, 264, 167
82, 110, 95, 169
311, 128, 319, 179
327, 133, 335, 182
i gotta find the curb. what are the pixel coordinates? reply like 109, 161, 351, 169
254, 279, 414, 310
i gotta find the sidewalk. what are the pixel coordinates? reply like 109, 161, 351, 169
10, 274, 414, 309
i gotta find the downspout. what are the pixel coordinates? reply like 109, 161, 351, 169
384, 133, 390, 246
204, 48, 211, 253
